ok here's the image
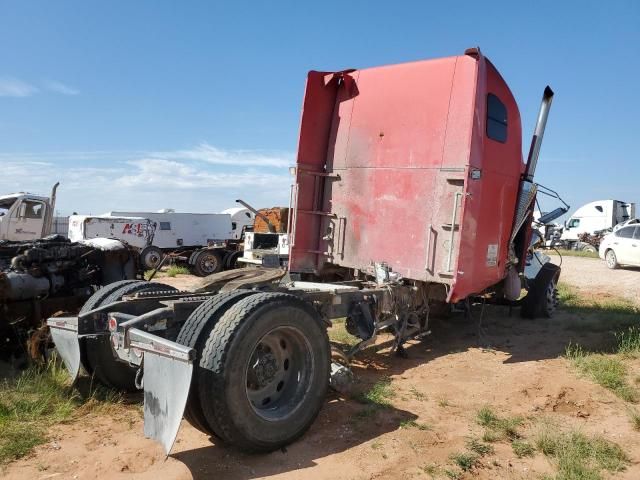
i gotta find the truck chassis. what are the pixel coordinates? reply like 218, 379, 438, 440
49, 254, 558, 454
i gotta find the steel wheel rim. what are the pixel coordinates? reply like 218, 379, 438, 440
198, 254, 218, 274
244, 326, 314, 421
144, 251, 161, 268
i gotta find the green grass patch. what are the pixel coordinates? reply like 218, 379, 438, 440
409, 386, 427, 401
535, 426, 628, 480
566, 343, 638, 403
628, 407, 640, 431
476, 406, 523, 440
443, 469, 462, 480
0, 360, 127, 465
165, 265, 190, 277
399, 419, 431, 431
512, 439, 535, 457
558, 283, 639, 318
357, 377, 395, 407
466, 437, 494, 456
328, 318, 360, 347
616, 326, 640, 357
449, 452, 478, 471
0, 361, 78, 464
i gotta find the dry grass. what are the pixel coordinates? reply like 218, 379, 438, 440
554, 249, 599, 259
535, 423, 628, 480
0, 359, 131, 465
165, 265, 190, 277
327, 318, 360, 347
476, 405, 523, 440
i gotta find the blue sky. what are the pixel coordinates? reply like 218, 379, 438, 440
0, 1, 638, 216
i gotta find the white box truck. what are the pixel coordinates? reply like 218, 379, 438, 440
68, 208, 255, 275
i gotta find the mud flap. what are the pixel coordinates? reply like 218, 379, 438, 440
129, 328, 195, 455
47, 317, 81, 382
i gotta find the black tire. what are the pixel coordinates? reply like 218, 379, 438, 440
225, 250, 242, 270
521, 263, 560, 319
140, 245, 164, 270
605, 249, 619, 269
176, 290, 259, 435
192, 250, 224, 277
581, 244, 597, 253
80, 280, 142, 314
83, 280, 177, 391
198, 292, 330, 452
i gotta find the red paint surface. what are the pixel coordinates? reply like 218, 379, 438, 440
290, 50, 525, 302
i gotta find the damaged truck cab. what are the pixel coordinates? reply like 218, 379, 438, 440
291, 48, 540, 304
49, 48, 561, 456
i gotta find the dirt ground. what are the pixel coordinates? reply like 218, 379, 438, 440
3, 257, 640, 480
549, 253, 640, 307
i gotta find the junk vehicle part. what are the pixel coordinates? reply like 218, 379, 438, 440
1, 235, 140, 363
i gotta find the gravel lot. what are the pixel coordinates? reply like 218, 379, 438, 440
550, 253, 640, 307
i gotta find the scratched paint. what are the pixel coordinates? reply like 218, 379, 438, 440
290, 49, 526, 303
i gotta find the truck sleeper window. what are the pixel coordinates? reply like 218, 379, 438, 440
487, 93, 507, 143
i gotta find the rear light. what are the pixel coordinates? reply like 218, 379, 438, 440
108, 315, 118, 332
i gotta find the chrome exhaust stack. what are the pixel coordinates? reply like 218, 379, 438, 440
524, 86, 554, 182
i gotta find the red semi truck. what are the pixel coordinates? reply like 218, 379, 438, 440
49, 48, 562, 455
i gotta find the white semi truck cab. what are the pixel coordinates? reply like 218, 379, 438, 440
0, 183, 59, 241
560, 199, 635, 244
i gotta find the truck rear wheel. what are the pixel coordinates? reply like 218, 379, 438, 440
225, 250, 242, 270
140, 246, 164, 270
176, 290, 258, 435
192, 250, 223, 277
197, 292, 330, 452
521, 263, 560, 319
82, 280, 177, 391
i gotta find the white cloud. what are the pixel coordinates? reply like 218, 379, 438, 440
44, 80, 79, 96
0, 145, 294, 215
151, 142, 293, 168
0, 77, 38, 97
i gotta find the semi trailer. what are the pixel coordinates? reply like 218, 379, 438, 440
49, 48, 563, 455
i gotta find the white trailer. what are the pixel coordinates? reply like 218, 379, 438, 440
68, 209, 255, 275
108, 210, 234, 249
560, 200, 636, 247
68, 215, 155, 249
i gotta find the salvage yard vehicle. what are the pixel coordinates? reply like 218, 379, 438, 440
68, 206, 256, 275
560, 199, 636, 251
0, 182, 60, 241
599, 224, 640, 269
49, 48, 565, 456
0, 235, 140, 364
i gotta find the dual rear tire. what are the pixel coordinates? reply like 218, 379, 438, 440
178, 292, 330, 452
80, 280, 177, 391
